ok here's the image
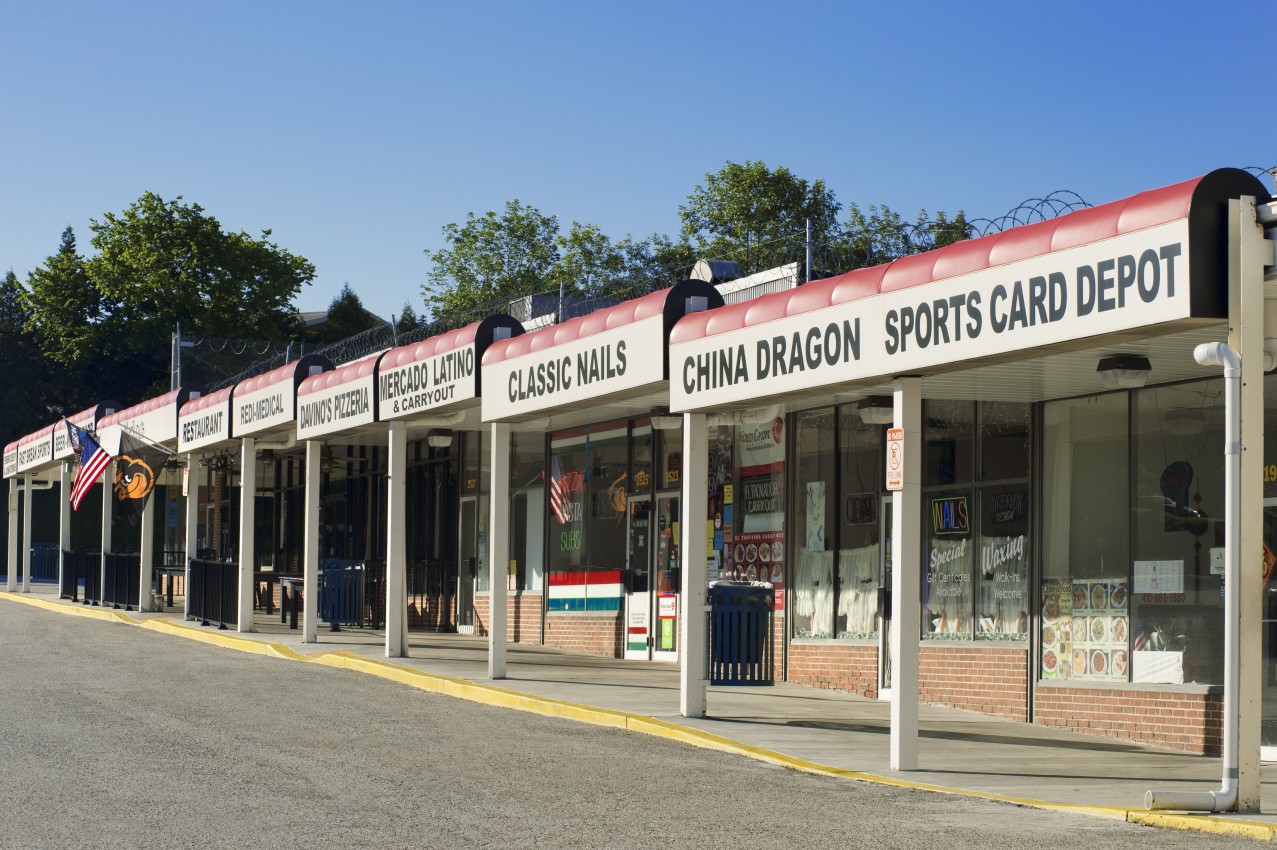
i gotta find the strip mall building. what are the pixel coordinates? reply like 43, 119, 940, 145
6, 168, 1277, 788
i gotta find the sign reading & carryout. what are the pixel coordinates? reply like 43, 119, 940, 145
670, 169, 1263, 411
482, 280, 722, 422
378, 316, 522, 422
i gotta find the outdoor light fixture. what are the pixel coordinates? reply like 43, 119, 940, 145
650, 412, 683, 430
857, 396, 895, 426
426, 429, 454, 449
1097, 354, 1151, 390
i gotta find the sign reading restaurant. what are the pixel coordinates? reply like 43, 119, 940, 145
671, 220, 1197, 410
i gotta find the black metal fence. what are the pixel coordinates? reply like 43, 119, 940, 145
102, 553, 141, 610
59, 549, 101, 603
188, 559, 238, 629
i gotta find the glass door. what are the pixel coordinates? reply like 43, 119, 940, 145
624, 496, 653, 659
879, 496, 894, 698
1261, 497, 1277, 761
456, 496, 477, 633
653, 494, 680, 661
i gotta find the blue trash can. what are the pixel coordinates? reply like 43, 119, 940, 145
709, 581, 774, 685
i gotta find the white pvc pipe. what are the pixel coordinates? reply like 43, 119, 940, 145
1146, 342, 1240, 812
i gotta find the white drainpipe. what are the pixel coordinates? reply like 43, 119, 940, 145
1145, 342, 1240, 813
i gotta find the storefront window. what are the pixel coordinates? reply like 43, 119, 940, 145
794, 410, 836, 638
631, 423, 653, 494
731, 416, 785, 588
1130, 379, 1224, 685
921, 400, 1030, 641
510, 431, 546, 591
837, 408, 883, 639
586, 422, 629, 574
548, 430, 588, 572
790, 406, 882, 640
1041, 393, 1130, 681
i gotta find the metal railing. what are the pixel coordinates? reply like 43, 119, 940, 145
188, 559, 238, 629
102, 553, 141, 610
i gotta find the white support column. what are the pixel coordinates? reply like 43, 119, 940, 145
302, 440, 321, 643
237, 436, 256, 632
488, 423, 511, 679
139, 487, 155, 610
184, 458, 200, 619
5, 479, 17, 593
58, 462, 71, 593
679, 412, 709, 718
100, 466, 113, 603
21, 473, 33, 593
890, 376, 922, 771
1230, 196, 1269, 811
386, 422, 409, 658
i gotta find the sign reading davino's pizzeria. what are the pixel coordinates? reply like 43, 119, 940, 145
179, 387, 234, 453
379, 316, 522, 422
482, 281, 722, 422
670, 169, 1267, 411
234, 354, 332, 437
296, 354, 380, 439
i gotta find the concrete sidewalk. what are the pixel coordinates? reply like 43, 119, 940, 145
8, 585, 1277, 841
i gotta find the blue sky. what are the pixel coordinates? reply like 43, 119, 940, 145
2, 0, 1272, 324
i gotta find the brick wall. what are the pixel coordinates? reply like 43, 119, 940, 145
543, 612, 623, 658
787, 642, 880, 697
473, 593, 544, 644
1035, 686, 1222, 755
918, 644, 1028, 721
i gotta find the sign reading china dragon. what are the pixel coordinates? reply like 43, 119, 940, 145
671, 222, 1192, 410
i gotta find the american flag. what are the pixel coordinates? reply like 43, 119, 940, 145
550, 455, 572, 525
66, 420, 112, 510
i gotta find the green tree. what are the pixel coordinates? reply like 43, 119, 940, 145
394, 302, 422, 335
820, 203, 972, 277
552, 222, 636, 301
307, 283, 384, 345
1, 267, 47, 436
679, 160, 842, 273
422, 200, 561, 325
25, 194, 315, 400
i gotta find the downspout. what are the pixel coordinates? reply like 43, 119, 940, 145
1145, 341, 1240, 813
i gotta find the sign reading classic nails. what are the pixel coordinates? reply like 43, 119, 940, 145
482, 281, 722, 422
670, 170, 1260, 411
379, 316, 522, 422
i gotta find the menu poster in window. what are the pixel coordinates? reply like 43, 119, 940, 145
1069, 578, 1129, 680
731, 530, 784, 611
1040, 580, 1072, 679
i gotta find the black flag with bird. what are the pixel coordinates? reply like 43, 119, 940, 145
114, 430, 168, 526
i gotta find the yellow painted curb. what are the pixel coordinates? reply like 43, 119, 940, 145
1127, 811, 1277, 841
1, 591, 136, 624
6, 591, 1277, 840
137, 618, 310, 662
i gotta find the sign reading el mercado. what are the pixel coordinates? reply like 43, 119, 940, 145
671, 221, 1192, 409
482, 314, 665, 420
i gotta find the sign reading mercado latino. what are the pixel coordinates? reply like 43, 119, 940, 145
671, 220, 1197, 410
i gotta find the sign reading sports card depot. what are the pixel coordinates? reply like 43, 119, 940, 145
672, 218, 1198, 410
